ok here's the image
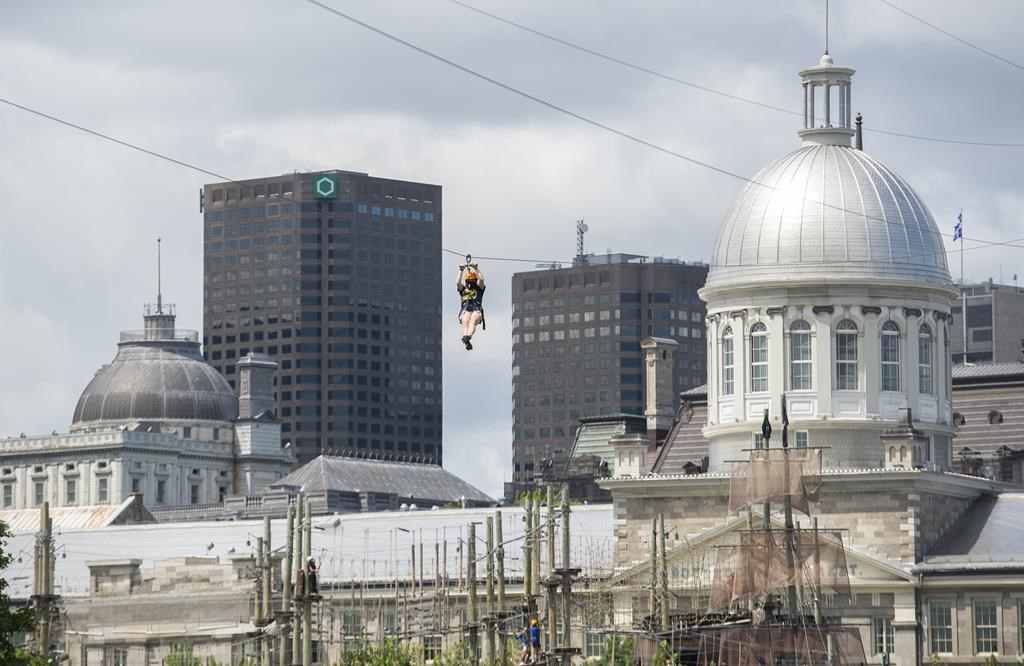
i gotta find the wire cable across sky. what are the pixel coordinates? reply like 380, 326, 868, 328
0, 6, 1021, 268
445, 0, 1024, 148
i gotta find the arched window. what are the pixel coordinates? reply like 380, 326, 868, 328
721, 326, 735, 396
835, 320, 858, 390
919, 324, 933, 395
789, 320, 813, 390
881, 321, 901, 392
750, 322, 769, 393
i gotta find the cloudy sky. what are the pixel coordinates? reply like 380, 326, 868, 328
1, 1, 1022, 497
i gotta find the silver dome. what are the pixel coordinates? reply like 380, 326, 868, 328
705, 144, 953, 291
72, 338, 238, 428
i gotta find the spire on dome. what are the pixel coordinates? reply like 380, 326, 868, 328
143, 237, 177, 341
798, 54, 856, 147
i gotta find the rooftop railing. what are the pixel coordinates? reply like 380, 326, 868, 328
119, 329, 199, 343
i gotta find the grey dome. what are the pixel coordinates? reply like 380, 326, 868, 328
705, 144, 953, 291
72, 339, 238, 428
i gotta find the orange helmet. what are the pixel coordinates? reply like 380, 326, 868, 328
465, 270, 479, 282
530, 618, 538, 626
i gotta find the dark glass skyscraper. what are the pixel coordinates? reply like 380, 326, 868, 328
510, 254, 708, 487
202, 170, 442, 465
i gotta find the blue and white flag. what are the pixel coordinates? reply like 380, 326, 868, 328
953, 212, 963, 241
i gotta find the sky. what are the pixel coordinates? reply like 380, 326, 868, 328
1, 1, 1022, 498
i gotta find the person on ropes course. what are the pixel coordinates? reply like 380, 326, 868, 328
456, 258, 486, 350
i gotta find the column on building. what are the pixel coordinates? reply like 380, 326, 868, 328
765, 310, 785, 418
814, 308, 833, 415
863, 308, 881, 414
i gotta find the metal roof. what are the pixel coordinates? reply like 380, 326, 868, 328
953, 362, 1024, 380
920, 493, 1024, 571
72, 337, 237, 428
3, 504, 613, 599
0, 496, 152, 534
706, 145, 952, 291
568, 416, 646, 471
274, 455, 493, 504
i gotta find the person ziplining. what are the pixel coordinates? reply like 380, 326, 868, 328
456, 255, 486, 351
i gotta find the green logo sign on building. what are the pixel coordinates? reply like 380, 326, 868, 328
313, 174, 337, 199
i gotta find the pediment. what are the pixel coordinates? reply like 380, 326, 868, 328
611, 512, 913, 587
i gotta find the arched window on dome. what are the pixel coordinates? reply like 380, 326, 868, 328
919, 324, 934, 395
789, 320, 813, 390
750, 322, 769, 393
881, 321, 901, 392
721, 326, 735, 396
834, 320, 858, 390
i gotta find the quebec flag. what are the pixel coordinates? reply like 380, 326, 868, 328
953, 212, 962, 241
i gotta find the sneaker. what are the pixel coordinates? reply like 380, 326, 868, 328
465, 338, 473, 350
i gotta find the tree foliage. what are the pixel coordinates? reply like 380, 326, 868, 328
654, 639, 676, 665
163, 645, 201, 666
594, 635, 633, 666
0, 520, 36, 664
331, 637, 421, 666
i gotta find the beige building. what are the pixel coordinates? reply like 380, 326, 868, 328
595, 51, 1024, 665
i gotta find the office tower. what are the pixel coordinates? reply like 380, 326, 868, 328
510, 254, 708, 487
950, 279, 1024, 364
202, 170, 442, 465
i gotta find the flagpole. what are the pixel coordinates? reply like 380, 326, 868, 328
960, 209, 967, 365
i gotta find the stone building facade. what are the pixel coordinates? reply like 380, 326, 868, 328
598, 51, 1024, 666
0, 302, 293, 513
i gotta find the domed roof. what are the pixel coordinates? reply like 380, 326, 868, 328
72, 316, 237, 429
704, 143, 952, 292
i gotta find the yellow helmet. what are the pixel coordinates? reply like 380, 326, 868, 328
530, 618, 538, 626
465, 270, 479, 282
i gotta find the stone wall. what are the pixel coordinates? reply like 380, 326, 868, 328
613, 492, 730, 570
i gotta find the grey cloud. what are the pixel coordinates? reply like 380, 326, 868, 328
1, 0, 1022, 496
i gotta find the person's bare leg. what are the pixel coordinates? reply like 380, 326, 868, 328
459, 311, 483, 349
459, 312, 475, 349
465, 311, 483, 337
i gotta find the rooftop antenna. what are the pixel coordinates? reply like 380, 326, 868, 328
156, 237, 163, 314
575, 219, 588, 262
825, 0, 830, 55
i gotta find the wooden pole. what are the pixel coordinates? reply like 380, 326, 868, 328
281, 505, 293, 666
532, 499, 541, 599
560, 488, 572, 666
659, 513, 669, 631
486, 517, 496, 665
292, 497, 303, 665
524, 495, 532, 598
302, 499, 312, 666
409, 544, 416, 637
496, 511, 508, 666
468, 523, 480, 666
546, 486, 557, 663
443, 538, 449, 637
411, 543, 417, 600
649, 517, 658, 629
255, 536, 264, 634
435, 541, 442, 633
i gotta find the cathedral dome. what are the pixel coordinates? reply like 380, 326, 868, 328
71, 310, 237, 429
703, 54, 953, 295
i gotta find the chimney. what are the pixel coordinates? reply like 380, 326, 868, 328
237, 353, 277, 419
641, 337, 679, 446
